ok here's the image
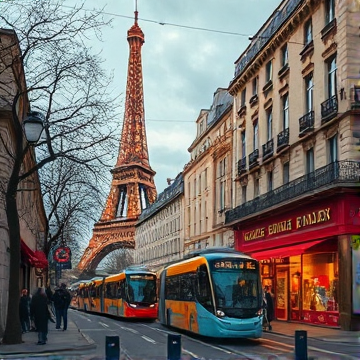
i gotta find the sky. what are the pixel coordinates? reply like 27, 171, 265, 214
65, 0, 281, 194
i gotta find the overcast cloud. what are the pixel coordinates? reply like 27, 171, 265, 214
66, 0, 280, 193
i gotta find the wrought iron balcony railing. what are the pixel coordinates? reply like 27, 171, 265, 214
277, 127, 289, 151
249, 149, 259, 169
299, 110, 314, 136
225, 160, 360, 224
262, 139, 274, 161
321, 95, 338, 124
237, 157, 246, 176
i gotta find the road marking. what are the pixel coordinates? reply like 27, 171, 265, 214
118, 325, 139, 334
141, 335, 156, 344
99, 322, 109, 328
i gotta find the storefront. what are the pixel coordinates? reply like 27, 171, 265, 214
233, 193, 360, 330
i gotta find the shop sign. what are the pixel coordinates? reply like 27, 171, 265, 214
244, 207, 331, 241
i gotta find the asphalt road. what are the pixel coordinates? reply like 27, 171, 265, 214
70, 310, 359, 360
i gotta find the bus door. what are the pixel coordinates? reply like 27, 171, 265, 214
275, 265, 289, 320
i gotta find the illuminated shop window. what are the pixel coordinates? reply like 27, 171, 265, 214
302, 252, 339, 312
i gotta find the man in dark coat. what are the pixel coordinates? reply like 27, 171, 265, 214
264, 285, 275, 330
19, 289, 30, 333
30, 287, 48, 345
52, 283, 71, 330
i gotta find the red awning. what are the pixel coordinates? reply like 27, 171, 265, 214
250, 240, 327, 260
21, 239, 48, 269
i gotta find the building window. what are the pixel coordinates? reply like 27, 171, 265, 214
304, 19, 313, 45
328, 134, 338, 163
241, 130, 246, 158
267, 171, 273, 192
241, 88, 246, 106
283, 94, 289, 129
266, 109, 273, 141
199, 120, 204, 135
198, 174, 202, 195
254, 177, 260, 198
217, 158, 227, 212
305, 74, 314, 112
252, 77, 258, 96
241, 185, 247, 204
325, 0, 335, 24
266, 60, 272, 83
253, 121, 259, 150
283, 162, 290, 184
306, 148, 315, 174
327, 56, 337, 98
282, 44, 289, 67
193, 178, 196, 199
204, 168, 208, 189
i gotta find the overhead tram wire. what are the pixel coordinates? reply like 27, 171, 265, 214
59, 4, 251, 38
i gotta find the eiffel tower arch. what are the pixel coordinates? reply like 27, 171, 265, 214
78, 8, 156, 272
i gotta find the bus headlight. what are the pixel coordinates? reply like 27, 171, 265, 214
129, 303, 137, 308
150, 304, 155, 307
216, 310, 225, 318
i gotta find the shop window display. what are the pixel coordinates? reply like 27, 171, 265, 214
302, 253, 338, 312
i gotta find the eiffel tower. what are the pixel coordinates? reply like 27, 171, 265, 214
78, 7, 157, 272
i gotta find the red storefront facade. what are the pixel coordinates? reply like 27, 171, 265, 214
233, 192, 360, 330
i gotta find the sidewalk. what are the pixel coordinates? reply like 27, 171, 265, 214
269, 320, 360, 344
0, 317, 359, 359
0, 317, 96, 359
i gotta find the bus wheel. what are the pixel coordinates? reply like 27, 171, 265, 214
166, 309, 171, 327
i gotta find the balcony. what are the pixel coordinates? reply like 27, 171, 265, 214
249, 149, 259, 169
237, 157, 247, 176
321, 95, 338, 124
225, 160, 360, 224
299, 110, 314, 137
277, 128, 289, 151
262, 139, 274, 161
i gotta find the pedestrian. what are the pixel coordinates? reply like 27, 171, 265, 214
45, 283, 56, 323
30, 287, 49, 345
264, 285, 274, 330
19, 289, 30, 333
52, 282, 71, 331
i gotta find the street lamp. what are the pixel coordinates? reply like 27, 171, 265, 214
23, 111, 45, 144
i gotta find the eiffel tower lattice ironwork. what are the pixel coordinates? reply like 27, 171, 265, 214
78, 9, 157, 272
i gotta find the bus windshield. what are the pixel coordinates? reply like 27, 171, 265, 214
209, 258, 261, 316
127, 274, 156, 304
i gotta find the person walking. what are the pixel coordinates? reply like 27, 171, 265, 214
52, 283, 71, 331
30, 287, 49, 345
264, 285, 275, 330
19, 289, 30, 333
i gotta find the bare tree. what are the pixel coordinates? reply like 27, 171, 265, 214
100, 249, 135, 274
0, 0, 120, 344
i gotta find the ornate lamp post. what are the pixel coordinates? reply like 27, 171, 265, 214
23, 111, 45, 144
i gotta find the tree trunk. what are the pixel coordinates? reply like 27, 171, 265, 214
2, 191, 22, 344
2, 106, 24, 344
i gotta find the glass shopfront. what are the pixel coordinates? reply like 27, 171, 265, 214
259, 244, 339, 327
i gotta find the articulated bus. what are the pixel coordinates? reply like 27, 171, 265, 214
158, 248, 263, 338
74, 266, 158, 319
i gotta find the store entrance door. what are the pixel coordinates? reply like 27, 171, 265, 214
275, 265, 288, 320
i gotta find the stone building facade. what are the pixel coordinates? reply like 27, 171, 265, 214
226, 0, 360, 330
183, 88, 235, 255
134, 173, 184, 267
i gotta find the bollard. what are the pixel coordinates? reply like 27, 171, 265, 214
295, 330, 308, 360
167, 334, 181, 360
105, 335, 120, 360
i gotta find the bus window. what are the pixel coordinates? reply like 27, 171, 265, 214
196, 265, 213, 311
